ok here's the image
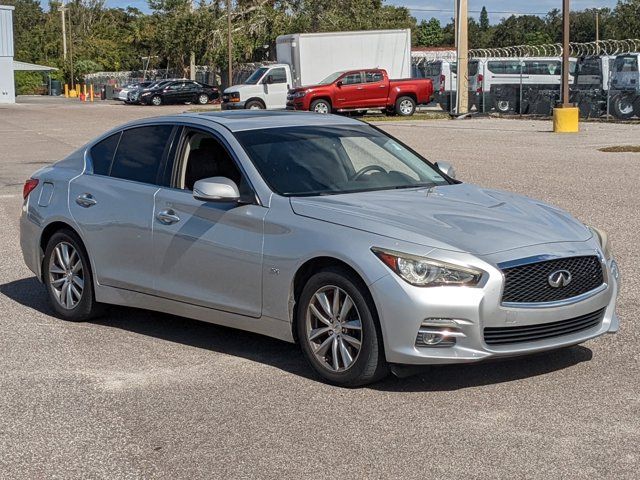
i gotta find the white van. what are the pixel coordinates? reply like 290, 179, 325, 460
609, 53, 640, 119
427, 60, 481, 112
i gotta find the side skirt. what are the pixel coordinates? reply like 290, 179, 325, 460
95, 284, 295, 343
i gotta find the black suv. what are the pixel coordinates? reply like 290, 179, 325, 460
139, 80, 220, 106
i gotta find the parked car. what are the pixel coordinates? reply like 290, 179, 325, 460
20, 111, 620, 386
222, 29, 412, 110
118, 81, 154, 104
138, 80, 220, 106
286, 69, 434, 116
128, 80, 173, 104
609, 53, 640, 119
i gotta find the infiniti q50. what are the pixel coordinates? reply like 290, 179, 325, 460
20, 111, 620, 386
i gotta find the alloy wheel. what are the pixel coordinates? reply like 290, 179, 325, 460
48, 242, 84, 310
313, 102, 329, 114
151, 96, 162, 106
399, 99, 414, 115
305, 286, 362, 372
497, 100, 510, 112
198, 94, 209, 105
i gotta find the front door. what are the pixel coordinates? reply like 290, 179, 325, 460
334, 72, 367, 109
263, 67, 289, 109
69, 125, 176, 294
152, 127, 266, 317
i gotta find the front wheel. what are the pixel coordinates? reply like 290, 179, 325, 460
43, 230, 101, 322
197, 93, 209, 105
611, 94, 636, 120
245, 100, 265, 110
395, 96, 416, 116
310, 99, 331, 114
296, 268, 388, 387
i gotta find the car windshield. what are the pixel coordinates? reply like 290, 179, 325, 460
245, 67, 269, 85
234, 125, 450, 196
317, 71, 347, 85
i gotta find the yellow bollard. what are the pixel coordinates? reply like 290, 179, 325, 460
90, 85, 94, 102
69, 87, 77, 98
83, 84, 87, 102
64, 84, 69, 98
553, 107, 579, 133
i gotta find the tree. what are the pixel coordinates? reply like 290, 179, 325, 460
415, 18, 444, 46
479, 6, 489, 31
612, 0, 640, 39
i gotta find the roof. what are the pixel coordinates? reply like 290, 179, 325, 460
13, 61, 58, 72
182, 110, 362, 132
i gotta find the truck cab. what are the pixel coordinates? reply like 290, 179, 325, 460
609, 53, 640, 119
221, 64, 292, 110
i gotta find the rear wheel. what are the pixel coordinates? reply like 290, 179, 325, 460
245, 100, 264, 110
197, 93, 209, 105
296, 268, 388, 387
495, 98, 513, 113
611, 93, 636, 119
395, 96, 416, 116
151, 95, 162, 106
43, 230, 101, 322
310, 99, 331, 114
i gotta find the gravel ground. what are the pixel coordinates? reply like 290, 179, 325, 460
0, 98, 638, 479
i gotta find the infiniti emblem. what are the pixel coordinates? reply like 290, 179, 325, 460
548, 270, 572, 288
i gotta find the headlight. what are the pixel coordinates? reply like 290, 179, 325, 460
225, 92, 240, 102
372, 248, 484, 287
293, 90, 308, 98
588, 226, 613, 259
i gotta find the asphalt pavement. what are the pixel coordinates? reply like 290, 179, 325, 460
0, 97, 638, 479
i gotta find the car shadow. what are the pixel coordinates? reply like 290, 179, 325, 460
1, 276, 594, 391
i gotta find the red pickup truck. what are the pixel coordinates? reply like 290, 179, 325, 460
286, 69, 433, 116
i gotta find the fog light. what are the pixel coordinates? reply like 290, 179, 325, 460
415, 318, 465, 348
421, 332, 444, 345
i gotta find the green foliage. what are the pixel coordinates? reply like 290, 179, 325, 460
479, 7, 489, 31
14, 71, 45, 95
415, 18, 444, 47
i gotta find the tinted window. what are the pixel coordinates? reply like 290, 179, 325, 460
523, 60, 561, 75
487, 61, 523, 74
269, 68, 287, 84
365, 71, 383, 83
615, 56, 639, 72
110, 125, 173, 184
578, 58, 602, 76
423, 62, 442, 77
235, 125, 449, 196
450, 61, 479, 76
90, 132, 120, 175
342, 73, 362, 85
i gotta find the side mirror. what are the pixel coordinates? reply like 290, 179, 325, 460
336, 80, 343, 87
435, 161, 456, 180
193, 177, 240, 203
263, 75, 273, 85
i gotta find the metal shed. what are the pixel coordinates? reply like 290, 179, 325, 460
0, 5, 15, 104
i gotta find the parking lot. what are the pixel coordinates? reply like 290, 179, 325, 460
0, 98, 638, 479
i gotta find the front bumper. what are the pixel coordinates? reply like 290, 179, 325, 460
221, 101, 246, 110
369, 244, 620, 365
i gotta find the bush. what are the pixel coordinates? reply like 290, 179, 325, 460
14, 71, 46, 95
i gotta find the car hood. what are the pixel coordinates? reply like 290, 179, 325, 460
290, 184, 592, 255
224, 84, 260, 94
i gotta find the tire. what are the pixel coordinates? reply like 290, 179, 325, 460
245, 100, 265, 110
197, 94, 209, 105
395, 96, 416, 116
296, 267, 389, 387
43, 230, 102, 322
151, 95, 162, 106
310, 99, 331, 114
494, 98, 513, 113
611, 93, 636, 120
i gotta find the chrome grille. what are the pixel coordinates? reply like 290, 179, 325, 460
484, 308, 605, 345
501, 256, 604, 304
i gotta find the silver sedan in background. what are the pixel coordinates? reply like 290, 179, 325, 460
20, 111, 620, 386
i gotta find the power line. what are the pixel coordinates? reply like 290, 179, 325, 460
408, 8, 551, 16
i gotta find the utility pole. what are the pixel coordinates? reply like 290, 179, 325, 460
561, 0, 570, 107
455, 0, 469, 115
58, 4, 67, 61
227, 0, 233, 87
68, 4, 74, 89
189, 1, 196, 80
595, 10, 600, 55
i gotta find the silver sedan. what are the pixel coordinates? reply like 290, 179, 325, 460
20, 111, 620, 386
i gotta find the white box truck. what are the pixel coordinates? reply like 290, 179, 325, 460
221, 29, 411, 110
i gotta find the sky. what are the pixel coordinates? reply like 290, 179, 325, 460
42, 1, 621, 24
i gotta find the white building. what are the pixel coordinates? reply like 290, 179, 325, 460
0, 4, 15, 104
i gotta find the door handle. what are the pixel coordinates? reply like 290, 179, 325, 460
76, 193, 97, 208
379, 85, 386, 88
156, 209, 180, 225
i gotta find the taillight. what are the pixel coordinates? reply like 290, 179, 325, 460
23, 178, 39, 199
477, 74, 484, 93
439, 74, 445, 93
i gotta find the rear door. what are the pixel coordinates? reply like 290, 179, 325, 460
363, 70, 388, 106
69, 124, 177, 294
151, 126, 266, 317
163, 82, 185, 104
